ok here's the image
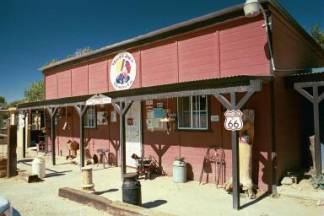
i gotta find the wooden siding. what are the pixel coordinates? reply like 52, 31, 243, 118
44, 18, 270, 100
88, 60, 109, 94
71, 65, 89, 96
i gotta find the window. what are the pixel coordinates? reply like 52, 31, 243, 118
177, 95, 208, 130
84, 106, 96, 128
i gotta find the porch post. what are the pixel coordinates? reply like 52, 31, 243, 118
22, 113, 26, 158
120, 102, 126, 175
46, 107, 58, 166
294, 83, 323, 177
312, 86, 321, 177
74, 105, 88, 167
112, 101, 133, 178
230, 92, 240, 210
213, 80, 262, 210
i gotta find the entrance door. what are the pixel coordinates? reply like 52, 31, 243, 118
125, 101, 142, 167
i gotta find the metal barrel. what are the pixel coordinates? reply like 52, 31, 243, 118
122, 173, 141, 205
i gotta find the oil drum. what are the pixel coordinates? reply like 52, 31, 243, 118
122, 173, 141, 205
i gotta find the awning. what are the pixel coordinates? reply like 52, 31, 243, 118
17, 75, 269, 110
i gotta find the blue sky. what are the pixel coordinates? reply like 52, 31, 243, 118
0, 0, 323, 102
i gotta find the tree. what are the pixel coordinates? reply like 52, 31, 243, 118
0, 96, 6, 109
310, 24, 324, 49
24, 80, 44, 102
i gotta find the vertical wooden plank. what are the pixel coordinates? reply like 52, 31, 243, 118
22, 114, 26, 158
51, 111, 56, 165
7, 122, 17, 177
230, 92, 240, 210
313, 86, 322, 177
80, 112, 85, 167
119, 102, 126, 177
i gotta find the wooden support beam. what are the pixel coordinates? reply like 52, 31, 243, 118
230, 92, 240, 210
46, 107, 58, 165
22, 113, 26, 158
213, 81, 261, 210
319, 92, 324, 103
312, 86, 322, 177
74, 105, 88, 167
294, 86, 314, 103
294, 83, 322, 177
112, 101, 133, 179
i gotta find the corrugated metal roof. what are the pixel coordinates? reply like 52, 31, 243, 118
18, 75, 270, 109
285, 67, 324, 86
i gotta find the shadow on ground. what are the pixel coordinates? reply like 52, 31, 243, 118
142, 200, 167, 209
94, 188, 119, 195
240, 191, 270, 209
45, 169, 72, 178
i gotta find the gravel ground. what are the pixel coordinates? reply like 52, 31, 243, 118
0, 158, 112, 216
0, 154, 323, 216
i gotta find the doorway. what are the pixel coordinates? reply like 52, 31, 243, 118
125, 101, 142, 167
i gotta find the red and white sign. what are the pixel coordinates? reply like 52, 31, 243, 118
224, 110, 243, 131
110, 52, 136, 90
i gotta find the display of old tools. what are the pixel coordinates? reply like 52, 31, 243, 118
199, 146, 226, 187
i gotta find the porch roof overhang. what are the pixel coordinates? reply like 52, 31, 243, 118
286, 67, 324, 178
285, 67, 324, 87
17, 75, 269, 111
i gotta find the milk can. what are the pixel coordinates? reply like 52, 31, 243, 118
122, 173, 141, 205
173, 158, 187, 183
32, 156, 46, 179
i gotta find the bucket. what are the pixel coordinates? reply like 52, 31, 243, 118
32, 157, 46, 179
122, 173, 141, 205
173, 160, 187, 183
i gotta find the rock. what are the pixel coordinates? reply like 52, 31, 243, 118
316, 200, 324, 206
281, 177, 293, 185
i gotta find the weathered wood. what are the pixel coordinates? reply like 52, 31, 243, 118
230, 92, 240, 210
312, 86, 322, 177
212, 81, 261, 210
46, 107, 58, 165
112, 101, 133, 178
294, 84, 323, 177
22, 114, 26, 158
74, 105, 88, 167
7, 124, 17, 177
294, 86, 314, 103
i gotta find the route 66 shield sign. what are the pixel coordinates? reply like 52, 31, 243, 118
224, 110, 243, 131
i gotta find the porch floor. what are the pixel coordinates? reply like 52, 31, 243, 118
9, 151, 323, 216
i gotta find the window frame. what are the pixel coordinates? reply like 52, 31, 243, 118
177, 95, 209, 131
84, 106, 97, 129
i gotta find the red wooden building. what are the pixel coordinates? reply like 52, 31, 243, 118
18, 0, 324, 209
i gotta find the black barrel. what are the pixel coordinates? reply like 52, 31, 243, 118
122, 173, 142, 205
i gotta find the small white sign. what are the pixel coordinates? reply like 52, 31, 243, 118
110, 111, 117, 123
224, 110, 243, 131
86, 94, 112, 106
210, 115, 219, 122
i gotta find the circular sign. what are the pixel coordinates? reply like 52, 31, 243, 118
110, 52, 136, 90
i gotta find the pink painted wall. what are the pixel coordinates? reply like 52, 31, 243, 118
45, 70, 58, 99
89, 59, 109, 94
272, 13, 324, 73
44, 18, 270, 99
49, 84, 272, 190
